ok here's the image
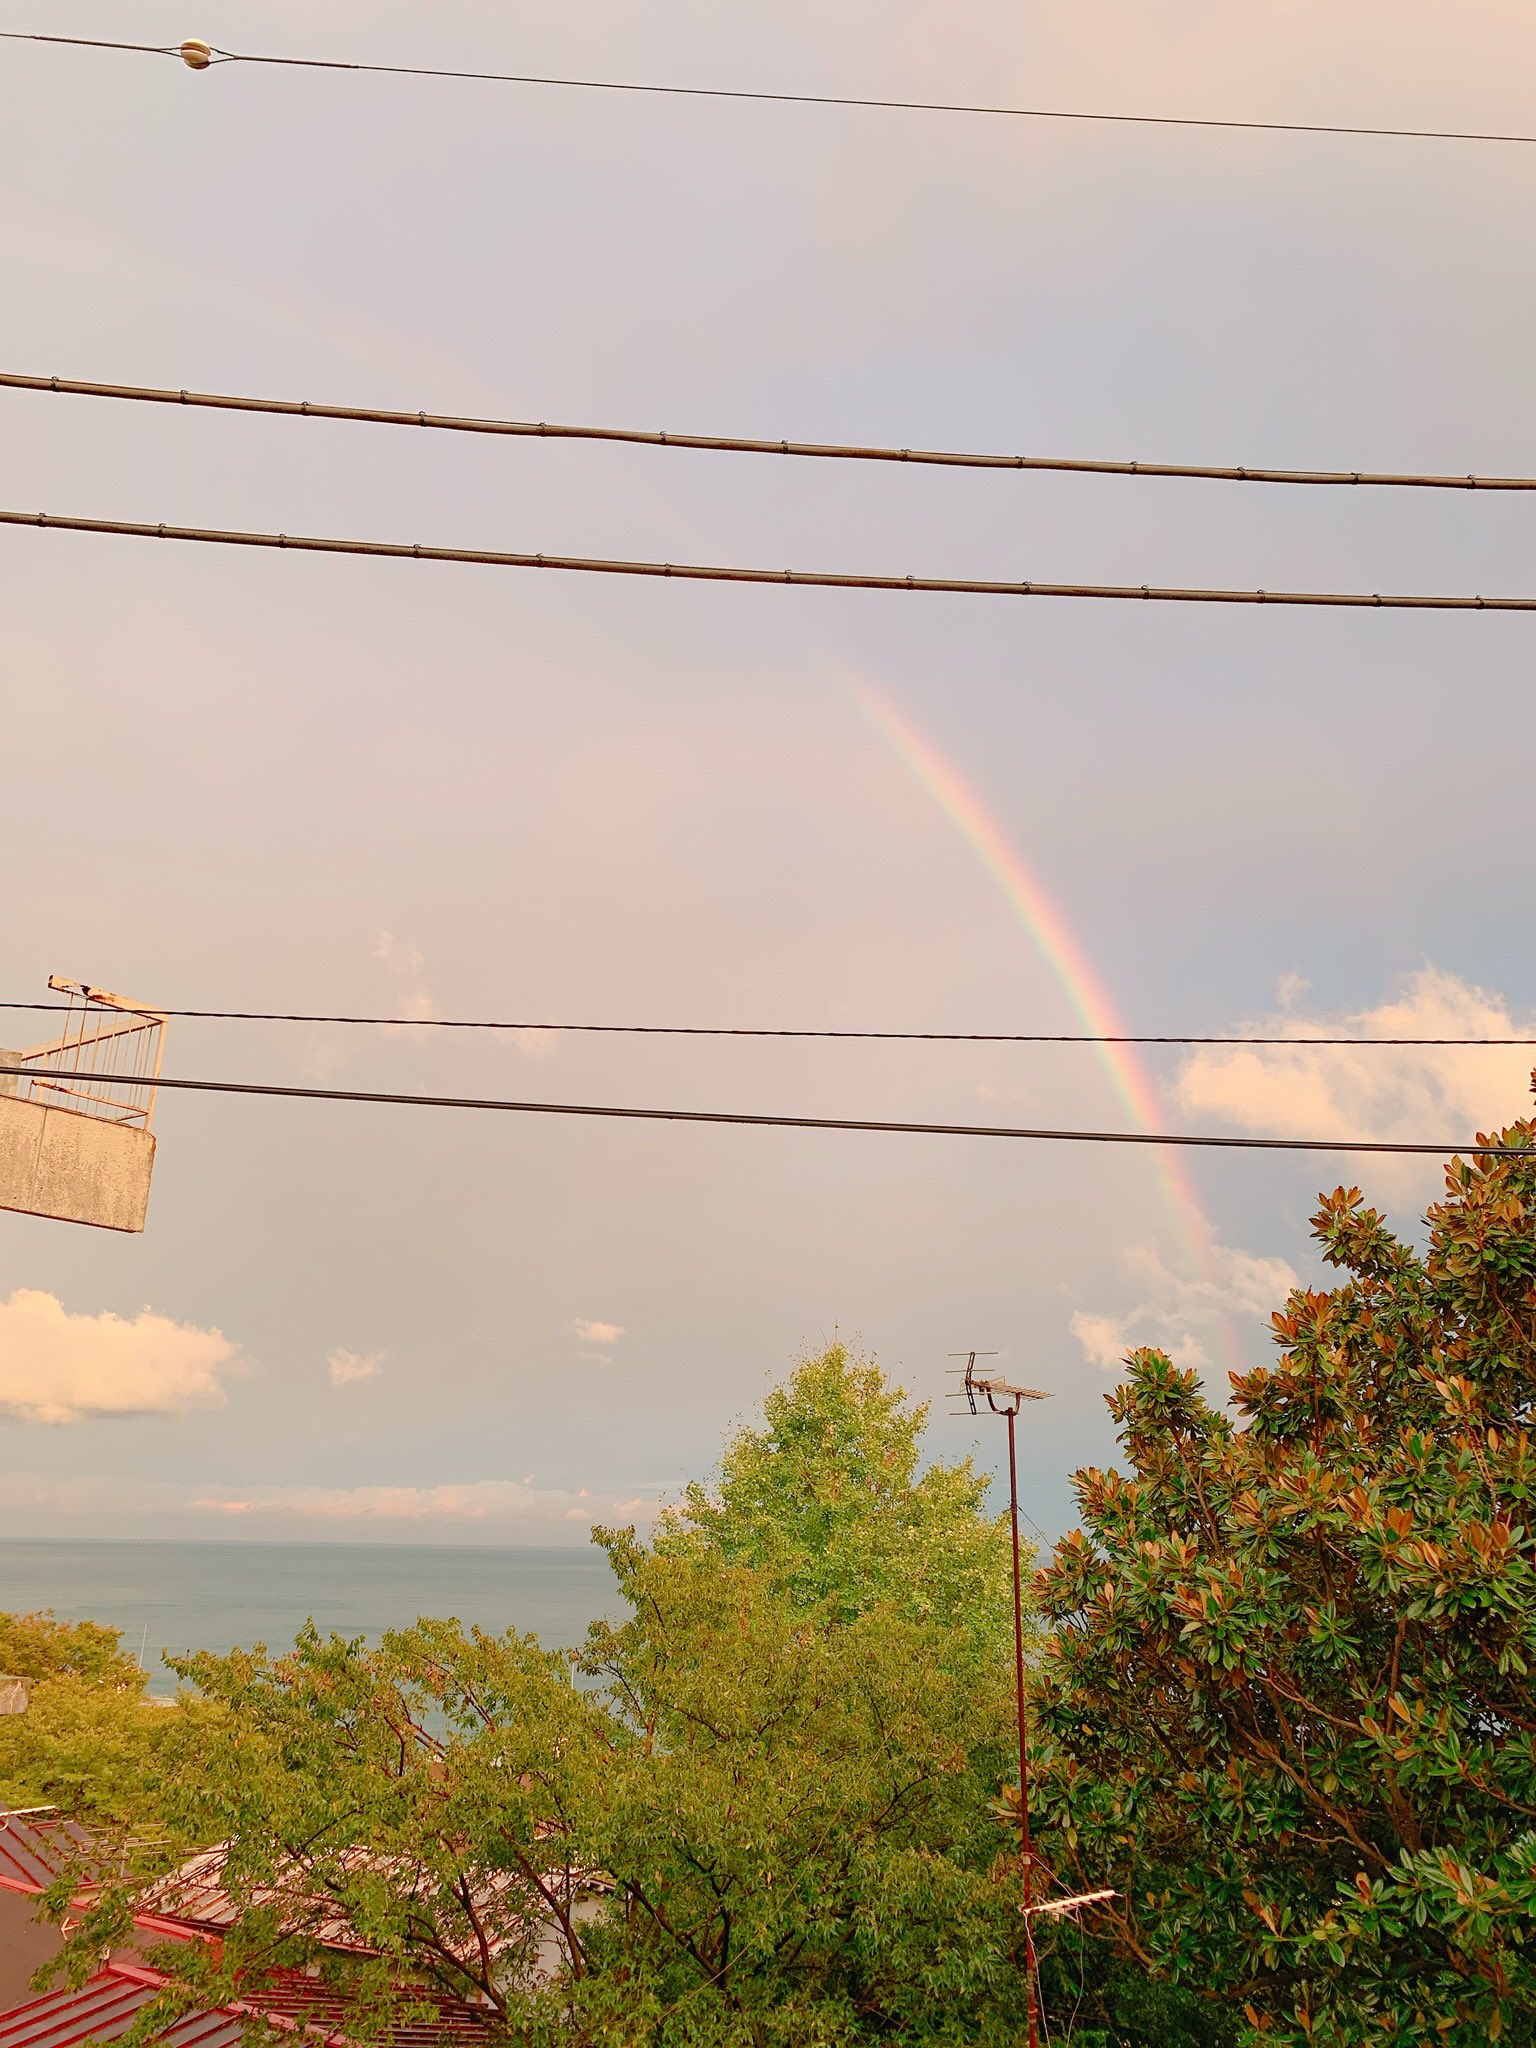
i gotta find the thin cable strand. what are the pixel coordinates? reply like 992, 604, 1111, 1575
0, 1001, 1531, 1048
5, 372, 1534, 494
4, 508, 1532, 611
3, 31, 1535, 148
0, 1065, 1526, 1157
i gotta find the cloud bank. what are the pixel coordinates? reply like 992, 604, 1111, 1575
0, 1290, 242, 1425
0, 1469, 663, 1540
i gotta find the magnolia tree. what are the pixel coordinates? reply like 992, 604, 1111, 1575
1035, 1096, 1536, 2046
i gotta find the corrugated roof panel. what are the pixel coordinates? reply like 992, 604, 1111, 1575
235, 1971, 491, 2043
0, 1975, 151, 2048
0, 1966, 491, 2048
0, 1976, 247, 2048
159, 2012, 244, 2048
146, 1846, 536, 1962
0, 1814, 98, 1898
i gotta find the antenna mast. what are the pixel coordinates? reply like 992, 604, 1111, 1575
946, 1352, 1111, 2047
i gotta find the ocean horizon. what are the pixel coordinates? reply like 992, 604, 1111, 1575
0, 1538, 626, 1695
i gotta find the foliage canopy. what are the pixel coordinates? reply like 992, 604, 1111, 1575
0, 1610, 179, 1816
71, 1348, 1041, 2046
1035, 1100, 1536, 2046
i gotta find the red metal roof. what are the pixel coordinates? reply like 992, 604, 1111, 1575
0, 1814, 99, 1899
231, 1970, 492, 2043
146, 1845, 537, 1962
0, 1973, 242, 2048
0, 1966, 491, 2048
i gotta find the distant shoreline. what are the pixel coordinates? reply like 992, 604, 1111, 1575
0, 1538, 626, 1694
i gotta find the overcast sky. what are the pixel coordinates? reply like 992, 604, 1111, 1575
2, 0, 1534, 1544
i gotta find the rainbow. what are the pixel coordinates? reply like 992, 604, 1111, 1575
845, 673, 1211, 1283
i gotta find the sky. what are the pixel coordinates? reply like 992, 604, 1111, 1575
2, 0, 1535, 1546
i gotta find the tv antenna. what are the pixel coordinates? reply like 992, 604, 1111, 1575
946, 1352, 1112, 2048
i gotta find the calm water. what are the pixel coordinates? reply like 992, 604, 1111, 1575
0, 1540, 624, 1695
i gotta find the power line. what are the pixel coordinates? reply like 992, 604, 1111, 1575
0, 1000, 1532, 1049
0, 1065, 1527, 1157
4, 508, 1533, 613
7, 371, 1536, 496
4, 30, 1535, 150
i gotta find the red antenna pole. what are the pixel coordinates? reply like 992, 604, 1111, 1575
948, 1352, 1050, 2048
1006, 1401, 1039, 2048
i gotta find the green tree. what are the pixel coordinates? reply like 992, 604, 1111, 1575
659, 1342, 1015, 1667
0, 1610, 182, 1817
1034, 1098, 1536, 2046
67, 1347, 1040, 2045
0, 1610, 144, 1688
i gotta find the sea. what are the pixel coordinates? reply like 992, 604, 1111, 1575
0, 1540, 625, 1696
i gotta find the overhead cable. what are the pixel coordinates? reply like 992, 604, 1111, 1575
0, 1066, 1527, 1158
4, 508, 1532, 613
0, 1001, 1531, 1049
6, 372, 1535, 495
3, 30, 1535, 150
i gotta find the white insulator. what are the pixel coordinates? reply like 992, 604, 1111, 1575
180, 39, 214, 70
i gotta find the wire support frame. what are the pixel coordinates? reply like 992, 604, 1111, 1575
4, 987, 166, 1133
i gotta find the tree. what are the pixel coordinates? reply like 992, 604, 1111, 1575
64, 1348, 1039, 2045
0, 1610, 144, 1688
0, 1610, 181, 1817
1033, 1096, 1536, 2046
658, 1343, 1016, 1670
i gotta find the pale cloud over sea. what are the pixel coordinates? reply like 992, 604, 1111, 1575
0, 1469, 663, 1542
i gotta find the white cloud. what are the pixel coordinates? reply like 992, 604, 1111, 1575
369, 936, 558, 1060
573, 1319, 624, 1345
328, 1349, 384, 1389
371, 929, 437, 1037
0, 1290, 242, 1425
1070, 1241, 1299, 1377
1068, 1311, 1137, 1373
1172, 967, 1536, 1198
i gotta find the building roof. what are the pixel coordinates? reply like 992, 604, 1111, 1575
0, 1972, 242, 2048
0, 1814, 100, 1899
146, 1845, 543, 1962
232, 1969, 493, 2043
0, 1965, 492, 2048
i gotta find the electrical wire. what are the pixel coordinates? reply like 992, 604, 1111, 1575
4, 508, 1533, 612
0, 1001, 1532, 1049
3, 30, 1535, 149
7, 372, 1536, 495
0, 1065, 1527, 1156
